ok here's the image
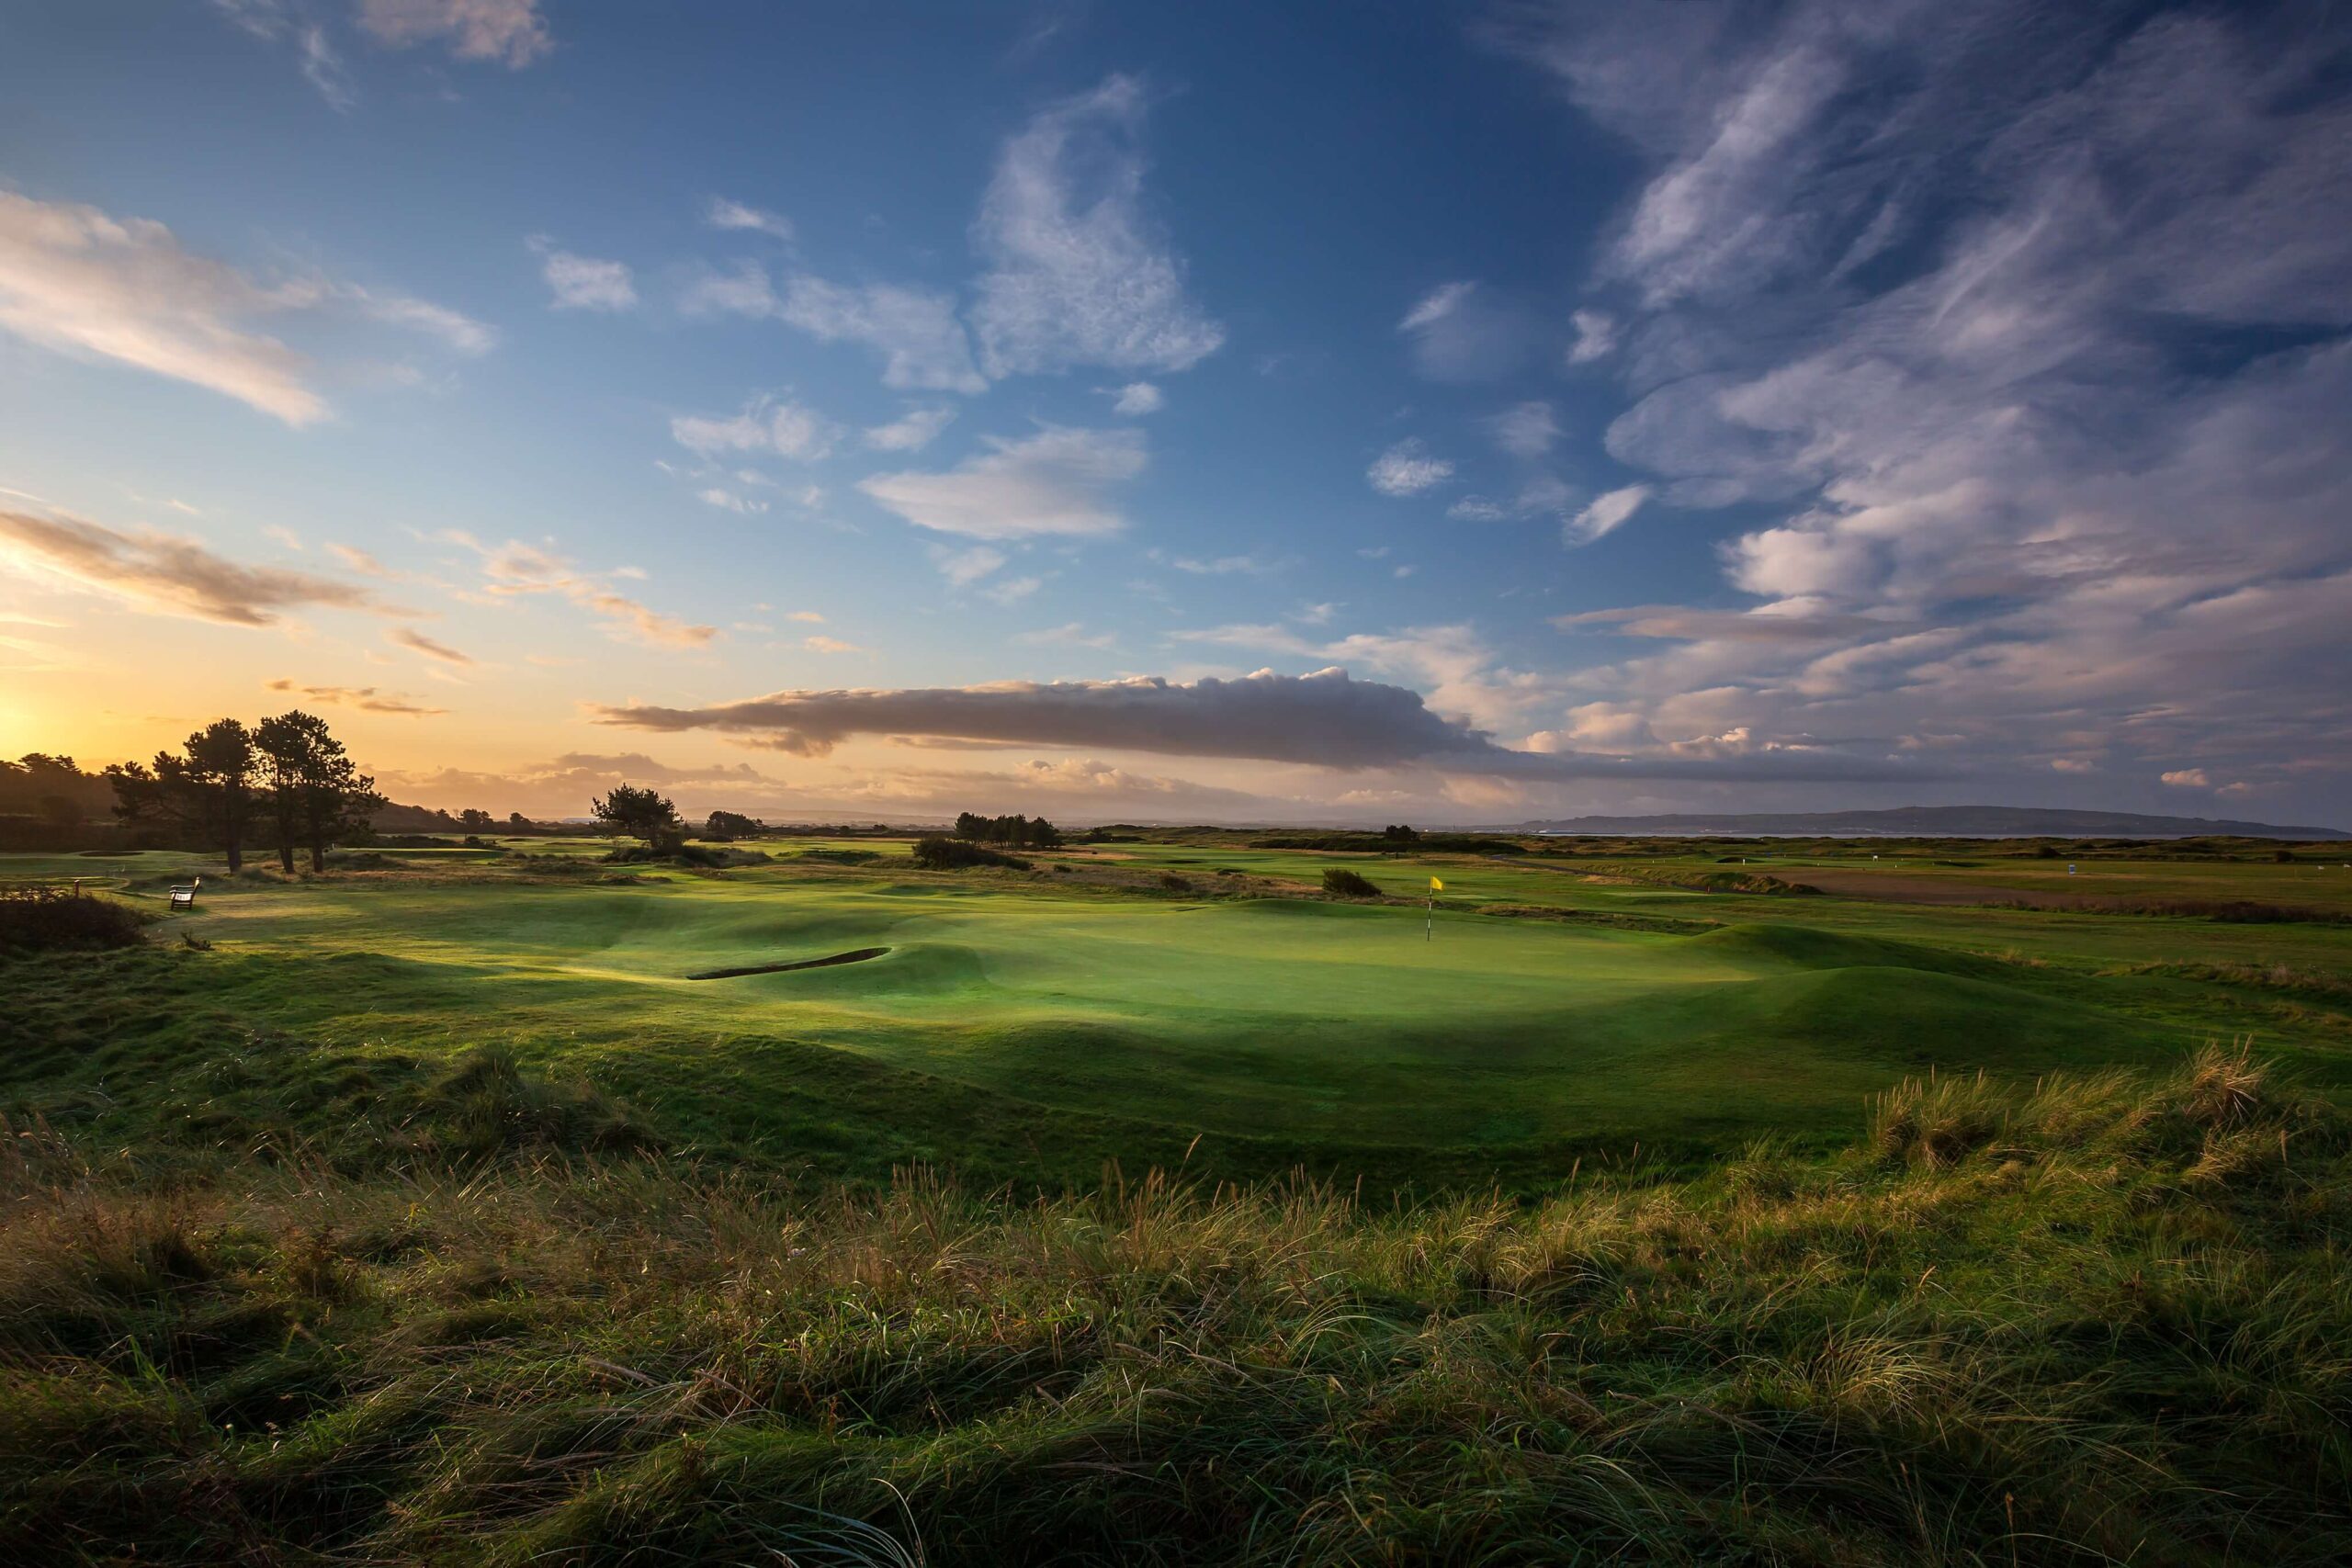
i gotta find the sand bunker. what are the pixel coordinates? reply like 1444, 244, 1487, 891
687, 946, 890, 980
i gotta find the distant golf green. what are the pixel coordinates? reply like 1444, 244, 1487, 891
6, 838, 2348, 1188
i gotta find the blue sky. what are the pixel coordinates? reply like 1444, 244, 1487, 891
1, 0, 2346, 826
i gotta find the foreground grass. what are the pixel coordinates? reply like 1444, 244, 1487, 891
4, 1046, 2347, 1565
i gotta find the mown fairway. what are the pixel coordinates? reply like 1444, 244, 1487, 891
8, 837, 2348, 1189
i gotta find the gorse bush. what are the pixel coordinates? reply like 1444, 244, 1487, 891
2, 1049, 2348, 1564
1320, 867, 1381, 898
0, 887, 147, 955
911, 835, 1030, 871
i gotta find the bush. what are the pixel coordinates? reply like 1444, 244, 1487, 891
912, 835, 1030, 871
0, 887, 147, 954
605, 842, 770, 868
1159, 871, 1193, 893
1321, 867, 1382, 899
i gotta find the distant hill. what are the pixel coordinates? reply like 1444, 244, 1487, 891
1496, 806, 2348, 840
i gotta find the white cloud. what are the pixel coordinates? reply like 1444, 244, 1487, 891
345, 287, 496, 354
2160, 769, 2211, 788
695, 488, 764, 514
1566, 308, 1617, 365
862, 425, 1145, 540
803, 634, 862, 654
928, 543, 1006, 587
863, 404, 956, 452
705, 197, 793, 243
969, 74, 1225, 378
775, 273, 986, 394
1111, 381, 1164, 415
671, 397, 839, 461
0, 190, 487, 424
1564, 484, 1651, 547
1149, 547, 1283, 576
1399, 282, 1475, 333
981, 574, 1045, 605
532, 243, 636, 311
1366, 439, 1453, 497
1446, 497, 1509, 523
1490, 400, 1560, 457
355, 0, 551, 69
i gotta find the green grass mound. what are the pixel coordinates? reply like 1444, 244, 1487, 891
3, 1050, 2347, 1565
1687, 919, 1997, 976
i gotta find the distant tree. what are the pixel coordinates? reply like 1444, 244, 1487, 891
190, 719, 261, 873
950, 811, 1064, 850
256, 711, 385, 871
592, 784, 682, 845
458, 808, 495, 832
107, 724, 256, 867
705, 809, 763, 840
254, 718, 308, 872
1382, 823, 1419, 844
507, 811, 534, 833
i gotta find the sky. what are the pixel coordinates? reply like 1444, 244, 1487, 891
1, 0, 2347, 828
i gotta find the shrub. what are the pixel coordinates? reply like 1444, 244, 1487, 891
0, 887, 147, 955
1159, 872, 1193, 893
1321, 867, 1382, 899
911, 835, 1030, 871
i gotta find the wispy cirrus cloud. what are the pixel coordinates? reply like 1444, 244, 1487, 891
968, 74, 1225, 378
266, 678, 446, 716
862, 404, 956, 452
0, 507, 385, 626
389, 625, 473, 664
671, 396, 839, 460
355, 0, 551, 68
0, 190, 490, 423
529, 239, 636, 311
1489, 0, 2352, 799
440, 532, 716, 649
1563, 484, 1649, 547
210, 2, 356, 109
1366, 439, 1453, 497
1396, 280, 1532, 380
862, 424, 1145, 540
704, 197, 793, 243
687, 264, 989, 395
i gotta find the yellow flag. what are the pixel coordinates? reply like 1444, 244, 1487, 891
1430, 875, 1443, 892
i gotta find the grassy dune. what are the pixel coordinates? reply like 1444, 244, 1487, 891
3, 1046, 2347, 1564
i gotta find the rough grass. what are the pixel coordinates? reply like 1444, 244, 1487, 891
3, 1049, 2349, 1565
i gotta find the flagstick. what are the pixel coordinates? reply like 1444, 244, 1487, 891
1426, 891, 1433, 942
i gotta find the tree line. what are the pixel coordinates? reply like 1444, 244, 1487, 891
106, 711, 383, 874
0, 753, 115, 829
953, 811, 1064, 849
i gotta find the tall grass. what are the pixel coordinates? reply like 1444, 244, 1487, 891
3, 1048, 2347, 1563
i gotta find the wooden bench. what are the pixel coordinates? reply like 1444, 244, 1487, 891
167, 881, 200, 911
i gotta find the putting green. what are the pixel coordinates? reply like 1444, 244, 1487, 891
19, 838, 2332, 1181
